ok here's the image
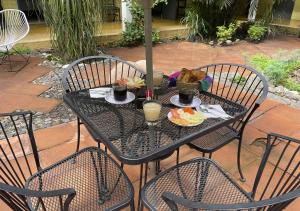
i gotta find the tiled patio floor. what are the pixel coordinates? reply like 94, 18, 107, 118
1, 37, 300, 210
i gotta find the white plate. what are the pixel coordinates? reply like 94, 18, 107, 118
167, 109, 205, 127
105, 92, 135, 105
170, 95, 201, 108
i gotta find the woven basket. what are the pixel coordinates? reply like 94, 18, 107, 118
177, 81, 199, 90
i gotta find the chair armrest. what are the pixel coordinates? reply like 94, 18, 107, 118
162, 189, 300, 210
268, 133, 300, 144
0, 183, 76, 210
0, 111, 33, 117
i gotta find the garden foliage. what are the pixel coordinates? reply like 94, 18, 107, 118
121, 0, 163, 46
248, 24, 267, 42
216, 23, 240, 43
248, 50, 300, 92
38, 0, 103, 62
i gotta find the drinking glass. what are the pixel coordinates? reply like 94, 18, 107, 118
112, 84, 127, 101
179, 88, 195, 105
143, 100, 162, 125
153, 71, 164, 88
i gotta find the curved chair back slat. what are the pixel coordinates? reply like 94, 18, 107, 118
162, 188, 300, 211
161, 133, 300, 211
0, 112, 40, 210
196, 63, 268, 131
251, 133, 300, 210
0, 9, 29, 50
62, 55, 145, 93
0, 112, 78, 210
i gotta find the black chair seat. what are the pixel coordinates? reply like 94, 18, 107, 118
188, 126, 238, 153
141, 158, 252, 210
26, 147, 133, 210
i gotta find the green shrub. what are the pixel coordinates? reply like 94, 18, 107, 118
231, 74, 247, 85
152, 30, 160, 43
122, 24, 144, 46
46, 54, 63, 63
181, 7, 206, 41
0, 46, 31, 57
249, 54, 273, 72
264, 61, 290, 85
121, 1, 162, 46
285, 78, 300, 92
216, 23, 239, 43
121, 2, 144, 46
247, 24, 267, 42
248, 50, 300, 92
181, 1, 237, 40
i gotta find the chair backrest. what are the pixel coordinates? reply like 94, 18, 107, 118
195, 63, 268, 131
162, 133, 300, 211
62, 55, 145, 93
0, 112, 40, 210
251, 133, 300, 210
0, 9, 30, 47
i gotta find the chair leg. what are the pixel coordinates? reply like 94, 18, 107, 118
89, 151, 106, 204
176, 148, 180, 165
12, 47, 28, 61
137, 163, 148, 211
129, 199, 135, 211
7, 50, 13, 71
155, 160, 160, 175
237, 138, 246, 182
76, 117, 81, 152
137, 164, 144, 211
0, 47, 30, 72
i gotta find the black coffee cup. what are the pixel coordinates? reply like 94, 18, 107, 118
113, 85, 127, 101
179, 89, 194, 105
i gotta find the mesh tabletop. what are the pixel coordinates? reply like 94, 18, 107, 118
63, 88, 247, 164
25, 147, 133, 210
141, 158, 252, 210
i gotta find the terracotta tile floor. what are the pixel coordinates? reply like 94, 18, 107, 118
1, 37, 300, 209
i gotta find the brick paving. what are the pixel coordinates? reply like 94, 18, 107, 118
0, 57, 61, 113
1, 37, 300, 210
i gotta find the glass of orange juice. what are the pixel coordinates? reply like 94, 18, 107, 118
143, 100, 162, 125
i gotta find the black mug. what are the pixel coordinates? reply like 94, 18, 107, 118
179, 89, 195, 105
113, 85, 127, 101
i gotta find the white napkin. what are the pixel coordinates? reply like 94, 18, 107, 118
89, 88, 112, 98
198, 104, 232, 119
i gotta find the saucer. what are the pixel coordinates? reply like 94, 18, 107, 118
170, 95, 201, 108
105, 92, 135, 105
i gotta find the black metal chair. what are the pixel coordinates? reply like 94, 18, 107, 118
141, 133, 300, 210
62, 55, 145, 153
186, 63, 268, 181
0, 111, 134, 210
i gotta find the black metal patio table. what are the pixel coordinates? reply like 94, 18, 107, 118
63, 86, 248, 209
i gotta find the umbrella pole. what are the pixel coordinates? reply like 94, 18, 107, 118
143, 0, 153, 91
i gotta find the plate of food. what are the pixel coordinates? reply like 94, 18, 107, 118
117, 77, 145, 89
168, 108, 206, 127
